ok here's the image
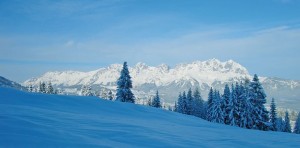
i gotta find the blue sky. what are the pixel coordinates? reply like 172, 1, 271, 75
1, 0, 300, 82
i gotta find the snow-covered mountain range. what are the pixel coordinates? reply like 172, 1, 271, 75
23, 59, 300, 111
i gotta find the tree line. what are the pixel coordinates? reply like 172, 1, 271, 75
26, 61, 300, 134
115, 62, 300, 134
27, 82, 57, 94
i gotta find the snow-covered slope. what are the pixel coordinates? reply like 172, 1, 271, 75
23, 59, 300, 110
0, 76, 26, 91
0, 87, 299, 147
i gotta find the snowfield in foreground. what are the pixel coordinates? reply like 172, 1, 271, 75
0, 87, 299, 147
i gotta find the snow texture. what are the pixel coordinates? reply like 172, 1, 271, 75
0, 87, 300, 147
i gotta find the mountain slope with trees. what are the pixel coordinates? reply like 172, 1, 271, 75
1, 87, 299, 147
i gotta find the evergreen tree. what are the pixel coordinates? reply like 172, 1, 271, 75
186, 88, 193, 115
27, 85, 34, 92
283, 111, 291, 133
177, 93, 183, 113
237, 83, 247, 128
208, 87, 214, 108
116, 62, 135, 103
276, 117, 285, 132
39, 82, 46, 93
168, 105, 173, 111
151, 90, 162, 108
249, 74, 270, 131
228, 83, 239, 126
86, 85, 94, 96
239, 83, 255, 129
223, 84, 231, 125
206, 88, 214, 121
99, 89, 108, 99
81, 85, 94, 96
211, 90, 224, 124
46, 82, 54, 94
228, 84, 236, 126
108, 90, 113, 100
147, 98, 152, 106
174, 101, 178, 112
80, 85, 87, 96
181, 91, 188, 114
269, 98, 278, 131
193, 87, 204, 118
293, 113, 300, 134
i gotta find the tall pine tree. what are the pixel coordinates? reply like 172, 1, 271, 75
275, 117, 285, 132
46, 82, 54, 94
228, 83, 239, 126
211, 90, 224, 124
116, 62, 135, 103
294, 113, 300, 134
81, 85, 87, 96
283, 111, 291, 133
269, 98, 277, 131
39, 82, 46, 93
223, 84, 231, 125
249, 74, 270, 131
108, 90, 113, 100
239, 83, 256, 129
186, 88, 193, 115
206, 87, 214, 121
193, 87, 204, 118
151, 90, 162, 108
181, 91, 188, 114
177, 93, 183, 113
174, 101, 178, 112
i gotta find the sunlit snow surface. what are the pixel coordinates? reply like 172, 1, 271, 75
0, 87, 299, 147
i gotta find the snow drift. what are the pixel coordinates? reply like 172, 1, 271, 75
0, 87, 299, 147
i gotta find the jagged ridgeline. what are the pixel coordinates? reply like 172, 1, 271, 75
0, 76, 27, 91
23, 59, 300, 111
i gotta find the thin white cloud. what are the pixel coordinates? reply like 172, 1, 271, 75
255, 26, 290, 34
1, 24, 300, 80
64, 40, 75, 47
13, 0, 124, 20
